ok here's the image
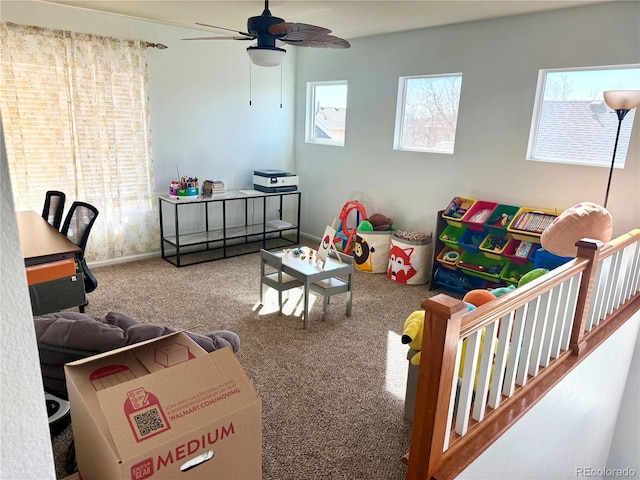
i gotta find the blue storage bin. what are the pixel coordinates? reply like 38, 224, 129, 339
534, 248, 573, 270
458, 228, 488, 254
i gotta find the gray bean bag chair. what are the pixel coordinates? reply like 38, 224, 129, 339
34, 311, 240, 399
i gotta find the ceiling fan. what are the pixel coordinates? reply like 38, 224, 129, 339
182, 0, 351, 67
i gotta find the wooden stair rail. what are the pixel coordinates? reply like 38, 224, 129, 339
404, 230, 640, 480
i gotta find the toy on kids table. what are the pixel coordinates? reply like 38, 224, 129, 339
540, 202, 612, 258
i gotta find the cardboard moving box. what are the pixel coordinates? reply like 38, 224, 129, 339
65, 332, 261, 480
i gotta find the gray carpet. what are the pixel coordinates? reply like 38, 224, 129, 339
51, 239, 443, 479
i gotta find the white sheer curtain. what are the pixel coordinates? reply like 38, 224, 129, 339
1, 22, 159, 261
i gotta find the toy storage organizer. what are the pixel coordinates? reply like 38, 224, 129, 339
387, 231, 433, 285
430, 197, 573, 295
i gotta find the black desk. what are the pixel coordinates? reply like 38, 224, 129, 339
17, 211, 86, 315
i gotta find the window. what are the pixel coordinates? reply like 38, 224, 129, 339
1, 23, 159, 261
305, 81, 348, 146
527, 65, 640, 168
394, 73, 462, 154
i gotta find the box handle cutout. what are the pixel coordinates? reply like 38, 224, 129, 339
180, 450, 214, 472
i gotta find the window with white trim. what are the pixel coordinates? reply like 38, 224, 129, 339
305, 81, 347, 146
527, 65, 640, 168
393, 73, 462, 154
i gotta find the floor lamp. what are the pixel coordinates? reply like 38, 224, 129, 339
602, 90, 640, 208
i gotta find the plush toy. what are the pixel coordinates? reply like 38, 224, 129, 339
367, 213, 394, 231
491, 285, 516, 297
518, 268, 549, 287
401, 310, 425, 366
541, 202, 612, 257
462, 289, 496, 308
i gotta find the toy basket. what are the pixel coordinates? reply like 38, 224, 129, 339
436, 246, 462, 271
484, 204, 520, 235
507, 207, 559, 242
442, 197, 477, 227
353, 229, 393, 274
463, 201, 498, 231
439, 224, 466, 249
387, 231, 433, 285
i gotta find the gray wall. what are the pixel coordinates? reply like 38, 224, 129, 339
294, 2, 640, 240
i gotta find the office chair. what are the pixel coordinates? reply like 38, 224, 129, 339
260, 249, 303, 315
41, 190, 66, 230
60, 201, 100, 300
309, 250, 354, 321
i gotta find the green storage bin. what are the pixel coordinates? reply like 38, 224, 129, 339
500, 261, 534, 285
439, 224, 467, 249
458, 251, 509, 282
484, 204, 520, 236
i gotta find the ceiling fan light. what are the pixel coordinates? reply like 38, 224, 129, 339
246, 46, 286, 67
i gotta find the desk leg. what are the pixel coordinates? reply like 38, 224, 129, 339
303, 280, 310, 330
346, 270, 353, 317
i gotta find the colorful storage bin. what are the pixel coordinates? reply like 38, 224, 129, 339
436, 246, 462, 271
534, 248, 574, 271
442, 197, 477, 227
500, 262, 534, 285
463, 201, 498, 231
439, 224, 466, 249
353, 229, 393, 274
484, 204, 520, 236
457, 251, 509, 282
387, 231, 433, 285
507, 207, 559, 242
458, 228, 488, 254
433, 267, 486, 295
479, 233, 510, 260
503, 238, 540, 265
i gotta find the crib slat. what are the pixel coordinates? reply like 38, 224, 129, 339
472, 321, 498, 422
455, 330, 481, 436
503, 305, 527, 396
488, 312, 514, 409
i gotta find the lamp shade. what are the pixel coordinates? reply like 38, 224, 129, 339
603, 90, 640, 110
246, 46, 286, 67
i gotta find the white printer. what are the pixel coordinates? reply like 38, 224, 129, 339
253, 169, 298, 193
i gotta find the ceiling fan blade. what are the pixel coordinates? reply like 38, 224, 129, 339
182, 35, 254, 41
195, 22, 252, 38
269, 22, 332, 39
281, 35, 351, 49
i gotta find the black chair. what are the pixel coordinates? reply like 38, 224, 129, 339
60, 201, 100, 299
41, 190, 66, 230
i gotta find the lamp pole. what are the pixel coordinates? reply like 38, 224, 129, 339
603, 108, 629, 209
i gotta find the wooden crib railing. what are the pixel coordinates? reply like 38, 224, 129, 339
404, 229, 640, 480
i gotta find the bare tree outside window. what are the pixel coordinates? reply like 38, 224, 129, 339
394, 73, 462, 154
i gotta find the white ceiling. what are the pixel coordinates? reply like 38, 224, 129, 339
39, 0, 611, 40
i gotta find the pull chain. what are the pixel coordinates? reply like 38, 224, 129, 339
280, 62, 283, 109
249, 58, 252, 106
